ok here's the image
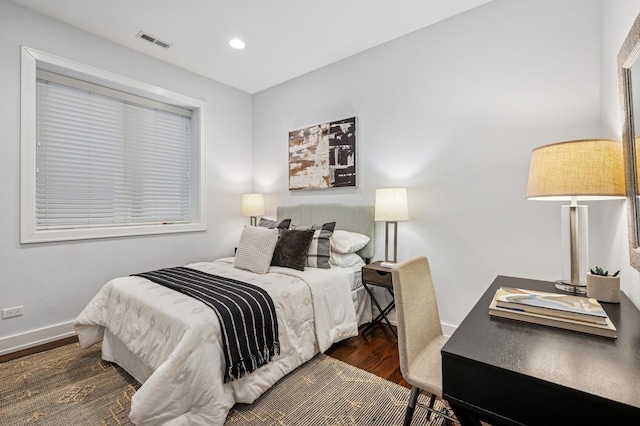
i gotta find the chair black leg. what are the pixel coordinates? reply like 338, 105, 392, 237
426, 393, 436, 421
404, 386, 421, 426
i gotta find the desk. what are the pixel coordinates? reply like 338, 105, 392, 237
441, 276, 640, 425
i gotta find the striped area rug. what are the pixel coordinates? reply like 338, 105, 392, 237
0, 343, 448, 425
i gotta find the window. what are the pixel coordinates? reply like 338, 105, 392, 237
21, 47, 206, 243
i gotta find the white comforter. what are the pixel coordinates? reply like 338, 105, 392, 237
74, 258, 358, 425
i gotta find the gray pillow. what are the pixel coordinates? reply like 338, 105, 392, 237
270, 229, 315, 271
234, 226, 279, 274
290, 222, 335, 269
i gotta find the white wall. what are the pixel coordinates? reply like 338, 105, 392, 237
0, 0, 253, 353
253, 0, 605, 328
600, 0, 640, 309
5, 0, 640, 353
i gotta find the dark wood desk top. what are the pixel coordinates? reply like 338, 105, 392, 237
441, 275, 640, 425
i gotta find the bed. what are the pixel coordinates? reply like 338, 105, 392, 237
277, 204, 374, 327
74, 204, 374, 425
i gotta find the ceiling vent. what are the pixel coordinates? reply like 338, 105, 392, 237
136, 31, 171, 49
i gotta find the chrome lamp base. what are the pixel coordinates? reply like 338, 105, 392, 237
555, 280, 587, 295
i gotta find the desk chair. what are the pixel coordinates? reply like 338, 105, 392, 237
391, 256, 455, 425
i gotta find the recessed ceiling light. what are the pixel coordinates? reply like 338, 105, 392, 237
229, 38, 246, 50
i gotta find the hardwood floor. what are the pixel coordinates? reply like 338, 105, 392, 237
3, 324, 411, 391
329, 323, 482, 426
0, 335, 78, 363
3, 323, 468, 424
327, 322, 409, 388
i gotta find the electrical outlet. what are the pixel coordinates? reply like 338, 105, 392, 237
2, 306, 24, 319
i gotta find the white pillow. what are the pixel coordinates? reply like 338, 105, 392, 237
330, 230, 370, 254
234, 226, 279, 274
330, 251, 365, 268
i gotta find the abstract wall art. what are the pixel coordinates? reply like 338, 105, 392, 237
288, 117, 356, 190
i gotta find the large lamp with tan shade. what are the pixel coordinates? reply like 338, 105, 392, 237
526, 139, 625, 294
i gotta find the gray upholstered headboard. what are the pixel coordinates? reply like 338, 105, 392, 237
277, 204, 375, 260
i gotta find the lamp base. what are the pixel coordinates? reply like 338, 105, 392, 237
555, 280, 587, 295
380, 261, 397, 268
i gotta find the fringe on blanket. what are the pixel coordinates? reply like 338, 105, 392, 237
225, 341, 281, 383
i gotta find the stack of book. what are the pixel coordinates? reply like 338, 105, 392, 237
489, 287, 617, 338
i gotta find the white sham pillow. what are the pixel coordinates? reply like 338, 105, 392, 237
330, 251, 365, 268
234, 226, 279, 274
330, 230, 370, 254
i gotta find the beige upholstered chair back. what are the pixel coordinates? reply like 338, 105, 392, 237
392, 256, 443, 380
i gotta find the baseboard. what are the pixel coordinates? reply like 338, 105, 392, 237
0, 321, 76, 356
371, 305, 458, 337
392, 319, 457, 337
442, 322, 457, 337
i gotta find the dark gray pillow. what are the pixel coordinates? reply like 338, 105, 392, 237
290, 222, 336, 268
258, 218, 291, 229
270, 229, 315, 271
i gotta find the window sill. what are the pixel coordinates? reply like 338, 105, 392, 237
20, 222, 206, 244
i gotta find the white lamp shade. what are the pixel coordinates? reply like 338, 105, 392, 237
375, 188, 409, 222
241, 193, 265, 217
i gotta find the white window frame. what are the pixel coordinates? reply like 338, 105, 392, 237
21, 46, 207, 243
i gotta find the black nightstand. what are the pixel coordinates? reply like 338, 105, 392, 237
361, 261, 397, 338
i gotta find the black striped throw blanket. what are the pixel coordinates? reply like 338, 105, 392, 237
133, 266, 280, 383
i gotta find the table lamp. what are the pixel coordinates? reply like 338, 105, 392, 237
526, 139, 625, 294
241, 193, 265, 226
375, 188, 409, 268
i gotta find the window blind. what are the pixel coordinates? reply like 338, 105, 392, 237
35, 74, 192, 230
